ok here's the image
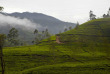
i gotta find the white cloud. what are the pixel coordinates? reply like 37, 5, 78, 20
0, 13, 42, 30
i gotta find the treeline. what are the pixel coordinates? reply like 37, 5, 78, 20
2, 27, 51, 47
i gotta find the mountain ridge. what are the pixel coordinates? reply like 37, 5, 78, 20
0, 12, 76, 44
5, 12, 76, 34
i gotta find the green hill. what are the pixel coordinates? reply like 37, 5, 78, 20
1, 18, 110, 74
59, 18, 110, 44
65, 18, 110, 35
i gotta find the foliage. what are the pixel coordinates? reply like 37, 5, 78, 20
64, 28, 68, 32
33, 29, 51, 44
0, 34, 6, 74
0, 6, 4, 11
69, 26, 72, 30
7, 28, 20, 46
0, 34, 6, 47
2, 42, 110, 74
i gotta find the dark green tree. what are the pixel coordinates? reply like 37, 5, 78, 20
75, 22, 79, 29
0, 34, 6, 74
34, 29, 38, 35
64, 28, 68, 32
42, 29, 51, 40
33, 29, 41, 44
0, 6, 5, 74
0, 6, 4, 12
45, 29, 50, 37
69, 26, 72, 30
7, 28, 19, 46
89, 10, 96, 20
33, 29, 51, 45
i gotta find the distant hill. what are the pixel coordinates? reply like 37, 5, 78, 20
7, 12, 76, 34
57, 18, 110, 43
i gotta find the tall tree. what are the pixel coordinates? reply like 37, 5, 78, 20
0, 6, 5, 74
33, 29, 51, 45
33, 29, 43, 44
64, 28, 68, 32
75, 22, 79, 29
0, 34, 6, 74
0, 6, 4, 12
7, 28, 19, 46
89, 10, 96, 20
34, 29, 38, 35
69, 26, 72, 30
45, 29, 50, 37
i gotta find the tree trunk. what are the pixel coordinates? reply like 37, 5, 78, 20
0, 46, 5, 74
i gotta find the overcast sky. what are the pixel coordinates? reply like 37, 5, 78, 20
0, 0, 110, 23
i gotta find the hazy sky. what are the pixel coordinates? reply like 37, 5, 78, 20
0, 0, 110, 23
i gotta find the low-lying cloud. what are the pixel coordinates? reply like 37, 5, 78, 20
0, 13, 43, 31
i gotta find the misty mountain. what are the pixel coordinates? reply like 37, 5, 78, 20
7, 12, 76, 34
0, 12, 76, 44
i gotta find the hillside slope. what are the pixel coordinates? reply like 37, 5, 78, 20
65, 18, 110, 35
59, 18, 110, 43
1, 18, 110, 74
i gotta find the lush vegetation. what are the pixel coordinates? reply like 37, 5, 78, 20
0, 18, 110, 74
2, 42, 110, 74
60, 18, 110, 43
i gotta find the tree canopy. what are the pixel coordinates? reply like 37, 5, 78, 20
0, 6, 4, 11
